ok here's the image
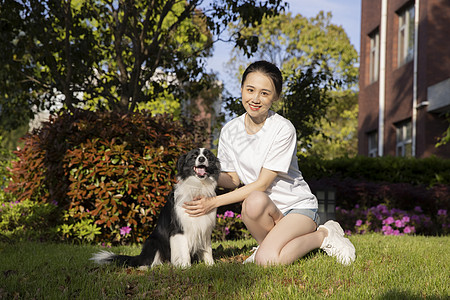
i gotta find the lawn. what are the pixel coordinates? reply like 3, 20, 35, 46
1, 234, 449, 299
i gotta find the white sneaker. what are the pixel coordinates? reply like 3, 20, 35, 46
319, 220, 356, 265
243, 246, 259, 264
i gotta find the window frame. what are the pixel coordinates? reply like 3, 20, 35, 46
397, 3, 415, 66
396, 120, 412, 157
368, 131, 378, 157
369, 29, 380, 83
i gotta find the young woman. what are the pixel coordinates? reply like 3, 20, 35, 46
184, 61, 355, 266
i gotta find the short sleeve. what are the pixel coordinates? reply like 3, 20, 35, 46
263, 122, 297, 174
217, 127, 236, 172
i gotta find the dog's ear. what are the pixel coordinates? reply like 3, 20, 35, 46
215, 157, 221, 173
177, 153, 187, 174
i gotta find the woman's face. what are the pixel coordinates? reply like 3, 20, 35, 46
241, 71, 278, 123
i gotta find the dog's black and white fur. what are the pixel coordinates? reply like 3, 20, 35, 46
91, 148, 220, 268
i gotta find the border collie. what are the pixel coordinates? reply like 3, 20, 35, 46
91, 148, 220, 268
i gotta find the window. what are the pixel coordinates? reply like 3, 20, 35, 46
368, 131, 378, 157
369, 30, 380, 83
398, 3, 415, 66
396, 121, 412, 157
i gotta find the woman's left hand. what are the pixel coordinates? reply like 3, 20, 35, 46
183, 196, 215, 217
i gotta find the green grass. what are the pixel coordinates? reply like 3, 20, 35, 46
1, 234, 449, 299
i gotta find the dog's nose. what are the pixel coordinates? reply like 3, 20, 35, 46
198, 156, 206, 163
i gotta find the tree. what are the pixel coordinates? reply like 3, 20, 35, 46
225, 11, 359, 154
307, 90, 358, 159
0, 0, 287, 130
436, 113, 450, 148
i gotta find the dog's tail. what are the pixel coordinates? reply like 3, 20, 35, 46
90, 250, 149, 267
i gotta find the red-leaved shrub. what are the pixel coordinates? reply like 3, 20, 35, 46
7, 109, 206, 243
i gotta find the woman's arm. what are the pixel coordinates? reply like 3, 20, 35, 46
218, 172, 240, 189
183, 168, 278, 216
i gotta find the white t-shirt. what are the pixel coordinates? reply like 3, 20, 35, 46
217, 110, 317, 214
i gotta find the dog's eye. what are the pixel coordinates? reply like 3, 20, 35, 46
205, 151, 214, 160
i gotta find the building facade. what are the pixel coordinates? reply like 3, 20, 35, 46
358, 0, 450, 158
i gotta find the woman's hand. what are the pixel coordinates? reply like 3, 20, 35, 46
183, 196, 216, 217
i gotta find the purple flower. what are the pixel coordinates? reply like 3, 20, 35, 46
402, 216, 410, 223
383, 216, 395, 225
224, 227, 230, 235
355, 219, 363, 227
375, 213, 384, 220
119, 226, 131, 236
411, 215, 421, 223
437, 209, 447, 216
377, 204, 389, 214
414, 206, 423, 213
224, 211, 235, 218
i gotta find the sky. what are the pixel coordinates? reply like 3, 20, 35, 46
203, 0, 362, 95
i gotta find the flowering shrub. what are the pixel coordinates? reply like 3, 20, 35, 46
213, 210, 250, 241
337, 204, 449, 236
310, 178, 449, 217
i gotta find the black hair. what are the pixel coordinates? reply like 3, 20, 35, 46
241, 60, 283, 98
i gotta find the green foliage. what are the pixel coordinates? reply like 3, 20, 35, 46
436, 112, 450, 147
0, 0, 286, 130
6, 109, 206, 243
306, 90, 358, 159
301, 155, 450, 186
0, 137, 13, 191
58, 210, 102, 243
0, 199, 60, 241
280, 67, 339, 149
229, 11, 358, 87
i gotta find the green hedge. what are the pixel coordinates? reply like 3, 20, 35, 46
300, 155, 450, 186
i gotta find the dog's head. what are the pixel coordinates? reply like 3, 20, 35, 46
177, 148, 220, 181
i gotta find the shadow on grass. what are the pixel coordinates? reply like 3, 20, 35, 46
378, 289, 446, 300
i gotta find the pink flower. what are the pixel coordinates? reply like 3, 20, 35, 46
225, 227, 230, 235
382, 225, 393, 235
403, 226, 415, 234
355, 219, 363, 227
119, 226, 131, 236
392, 229, 401, 236
383, 216, 395, 225
395, 219, 405, 228
402, 216, 410, 223
224, 211, 235, 218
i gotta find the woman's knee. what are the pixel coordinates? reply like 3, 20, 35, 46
241, 191, 271, 220
254, 246, 280, 266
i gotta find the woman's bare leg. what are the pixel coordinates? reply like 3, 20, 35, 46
241, 190, 327, 265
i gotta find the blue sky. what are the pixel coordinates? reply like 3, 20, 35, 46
204, 0, 361, 93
